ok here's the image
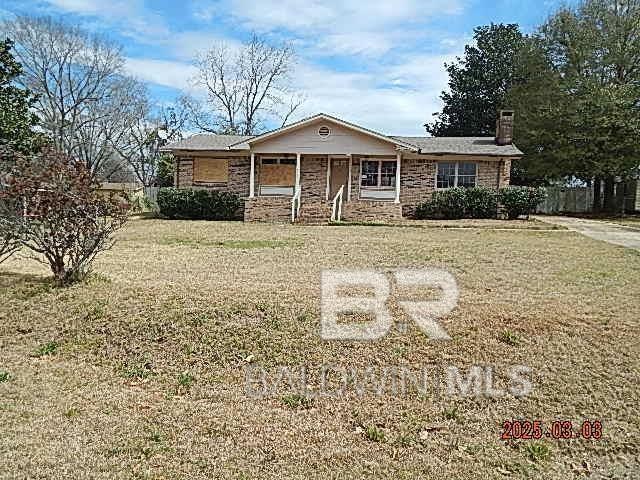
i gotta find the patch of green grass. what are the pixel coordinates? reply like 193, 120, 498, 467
281, 394, 314, 409
148, 431, 163, 443
86, 273, 111, 284
525, 442, 551, 463
499, 330, 521, 347
32, 341, 59, 357
177, 372, 195, 389
364, 425, 385, 442
159, 237, 301, 249
121, 361, 154, 379
0, 371, 10, 382
443, 406, 460, 421
220, 239, 299, 249
85, 301, 107, 321
394, 432, 415, 447
187, 313, 209, 327
64, 408, 80, 418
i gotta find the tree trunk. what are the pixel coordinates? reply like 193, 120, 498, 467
602, 176, 616, 213
592, 177, 602, 212
51, 257, 66, 286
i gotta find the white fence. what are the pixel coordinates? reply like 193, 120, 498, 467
536, 186, 593, 214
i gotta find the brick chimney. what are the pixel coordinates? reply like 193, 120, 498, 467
495, 110, 514, 146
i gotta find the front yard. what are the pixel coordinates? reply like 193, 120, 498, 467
0, 219, 638, 479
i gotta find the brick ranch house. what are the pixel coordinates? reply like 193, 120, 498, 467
162, 112, 522, 222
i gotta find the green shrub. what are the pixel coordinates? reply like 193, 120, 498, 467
465, 187, 498, 219
498, 187, 547, 220
414, 187, 498, 220
420, 188, 468, 219
414, 200, 436, 219
157, 188, 241, 220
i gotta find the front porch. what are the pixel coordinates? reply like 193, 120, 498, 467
245, 153, 403, 223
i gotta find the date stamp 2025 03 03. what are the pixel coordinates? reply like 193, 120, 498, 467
501, 420, 603, 440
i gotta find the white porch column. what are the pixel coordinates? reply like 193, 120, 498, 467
295, 152, 301, 193
395, 152, 401, 203
347, 154, 352, 201
249, 153, 255, 198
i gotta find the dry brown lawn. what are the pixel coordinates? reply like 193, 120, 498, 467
0, 218, 638, 479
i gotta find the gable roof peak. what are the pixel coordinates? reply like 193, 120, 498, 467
227, 112, 418, 151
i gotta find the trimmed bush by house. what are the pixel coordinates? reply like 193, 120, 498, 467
415, 188, 467, 219
498, 186, 547, 220
414, 187, 498, 220
157, 188, 241, 220
464, 187, 499, 219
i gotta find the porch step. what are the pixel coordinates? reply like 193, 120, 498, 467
296, 201, 332, 224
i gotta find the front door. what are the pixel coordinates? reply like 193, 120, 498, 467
329, 158, 349, 199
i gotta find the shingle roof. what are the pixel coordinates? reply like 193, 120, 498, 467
161, 117, 523, 157
391, 136, 523, 156
162, 134, 253, 151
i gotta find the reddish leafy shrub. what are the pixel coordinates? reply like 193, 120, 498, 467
0, 148, 129, 285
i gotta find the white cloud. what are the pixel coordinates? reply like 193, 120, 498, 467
124, 58, 198, 91
164, 31, 242, 61
289, 53, 456, 135
219, 0, 464, 57
47, 0, 137, 17
225, 0, 463, 32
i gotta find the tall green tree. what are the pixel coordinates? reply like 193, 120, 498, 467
0, 38, 38, 154
507, 0, 640, 207
426, 24, 525, 137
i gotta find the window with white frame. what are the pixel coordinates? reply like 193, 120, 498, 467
437, 162, 477, 189
360, 159, 396, 189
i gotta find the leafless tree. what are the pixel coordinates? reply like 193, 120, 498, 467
1, 147, 129, 285
187, 34, 303, 135
113, 101, 187, 187
2, 16, 146, 178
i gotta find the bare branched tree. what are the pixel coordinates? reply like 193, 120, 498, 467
113, 101, 187, 187
186, 34, 303, 135
2, 16, 146, 178
0, 147, 129, 286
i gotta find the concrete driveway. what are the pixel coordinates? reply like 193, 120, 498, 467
535, 216, 640, 249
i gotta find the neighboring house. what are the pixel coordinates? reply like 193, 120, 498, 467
162, 112, 522, 222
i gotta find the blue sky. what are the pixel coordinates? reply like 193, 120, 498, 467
2, 0, 572, 135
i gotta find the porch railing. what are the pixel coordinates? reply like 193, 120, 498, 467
330, 185, 344, 222
291, 186, 301, 222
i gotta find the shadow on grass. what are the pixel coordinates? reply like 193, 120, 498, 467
0, 271, 53, 299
